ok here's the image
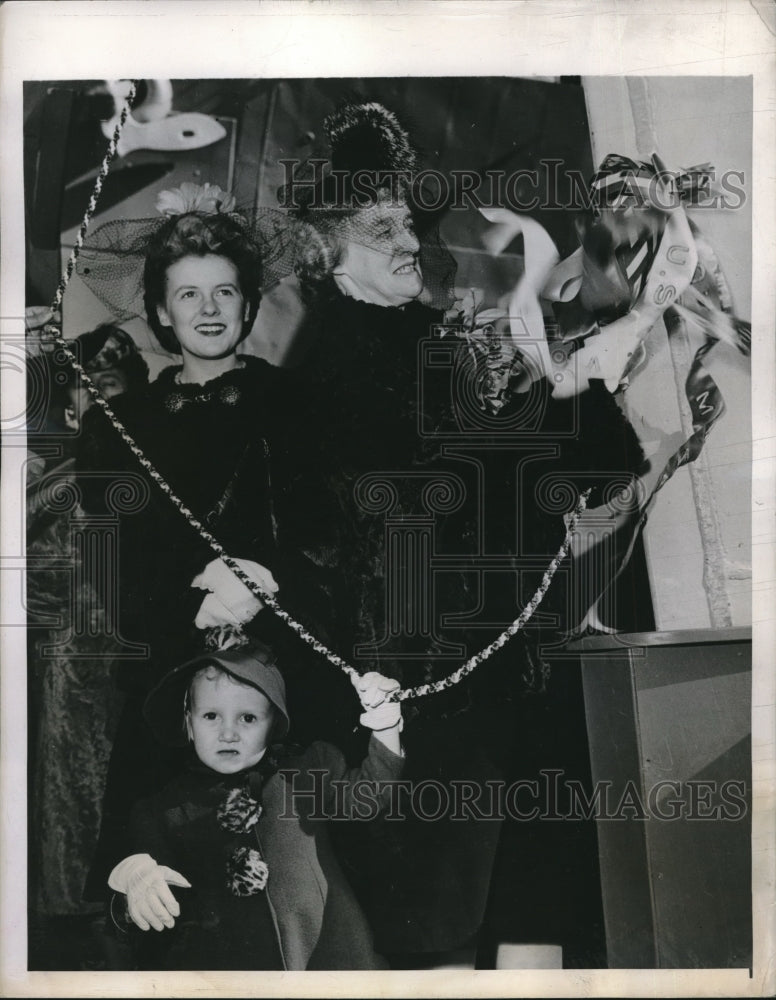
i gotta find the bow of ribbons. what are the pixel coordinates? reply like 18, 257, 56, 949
444, 150, 749, 437
439, 152, 751, 633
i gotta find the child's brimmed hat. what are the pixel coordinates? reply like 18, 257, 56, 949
144, 639, 290, 747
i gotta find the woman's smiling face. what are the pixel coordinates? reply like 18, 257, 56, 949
156, 254, 248, 363
333, 200, 423, 307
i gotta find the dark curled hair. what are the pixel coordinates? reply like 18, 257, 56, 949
110, 346, 150, 392
143, 212, 263, 354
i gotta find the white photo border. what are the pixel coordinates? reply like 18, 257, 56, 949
1, 1, 774, 997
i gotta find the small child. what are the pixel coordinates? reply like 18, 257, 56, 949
108, 640, 404, 971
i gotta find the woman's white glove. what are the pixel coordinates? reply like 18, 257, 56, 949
352, 672, 403, 732
108, 853, 191, 932
192, 558, 278, 630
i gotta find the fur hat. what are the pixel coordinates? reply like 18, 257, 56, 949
326, 101, 419, 180
144, 640, 290, 747
282, 100, 420, 213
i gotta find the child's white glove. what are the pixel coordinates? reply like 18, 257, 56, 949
352, 672, 403, 732
109, 853, 191, 932
192, 557, 278, 630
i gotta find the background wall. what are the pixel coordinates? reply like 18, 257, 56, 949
579, 77, 753, 971
32, 75, 751, 633
583, 76, 752, 630
46, 76, 594, 360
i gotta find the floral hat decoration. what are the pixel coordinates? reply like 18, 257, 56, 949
76, 182, 295, 327
155, 181, 236, 217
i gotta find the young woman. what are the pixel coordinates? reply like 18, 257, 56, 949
76, 196, 317, 901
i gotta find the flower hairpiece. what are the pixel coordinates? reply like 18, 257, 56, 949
155, 182, 236, 218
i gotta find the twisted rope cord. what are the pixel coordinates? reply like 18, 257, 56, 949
390, 487, 589, 701
51, 83, 138, 315
44, 80, 588, 700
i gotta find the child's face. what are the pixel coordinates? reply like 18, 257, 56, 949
187, 672, 275, 774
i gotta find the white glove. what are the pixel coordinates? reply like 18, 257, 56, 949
352, 672, 403, 732
192, 558, 278, 630
194, 591, 257, 629
109, 853, 191, 932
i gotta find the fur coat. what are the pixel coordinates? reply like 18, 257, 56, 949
275, 289, 646, 955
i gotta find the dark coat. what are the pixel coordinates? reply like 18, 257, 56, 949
78, 356, 349, 897
124, 736, 404, 970
77, 357, 284, 691
280, 292, 645, 690
276, 290, 646, 955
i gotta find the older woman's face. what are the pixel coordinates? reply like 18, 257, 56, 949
333, 201, 422, 307
157, 254, 248, 363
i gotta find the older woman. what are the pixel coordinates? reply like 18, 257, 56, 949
276, 101, 649, 969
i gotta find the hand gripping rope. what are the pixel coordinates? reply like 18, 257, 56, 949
42, 80, 590, 702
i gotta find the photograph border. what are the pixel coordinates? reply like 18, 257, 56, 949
1, 2, 774, 997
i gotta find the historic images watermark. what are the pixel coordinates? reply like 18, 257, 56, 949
14, 149, 749, 661
278, 768, 748, 823
279, 158, 747, 213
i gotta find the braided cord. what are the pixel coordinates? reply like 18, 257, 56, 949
52, 83, 138, 315
389, 488, 589, 701
44, 80, 586, 700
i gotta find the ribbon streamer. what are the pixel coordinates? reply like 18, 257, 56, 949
462, 153, 749, 632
